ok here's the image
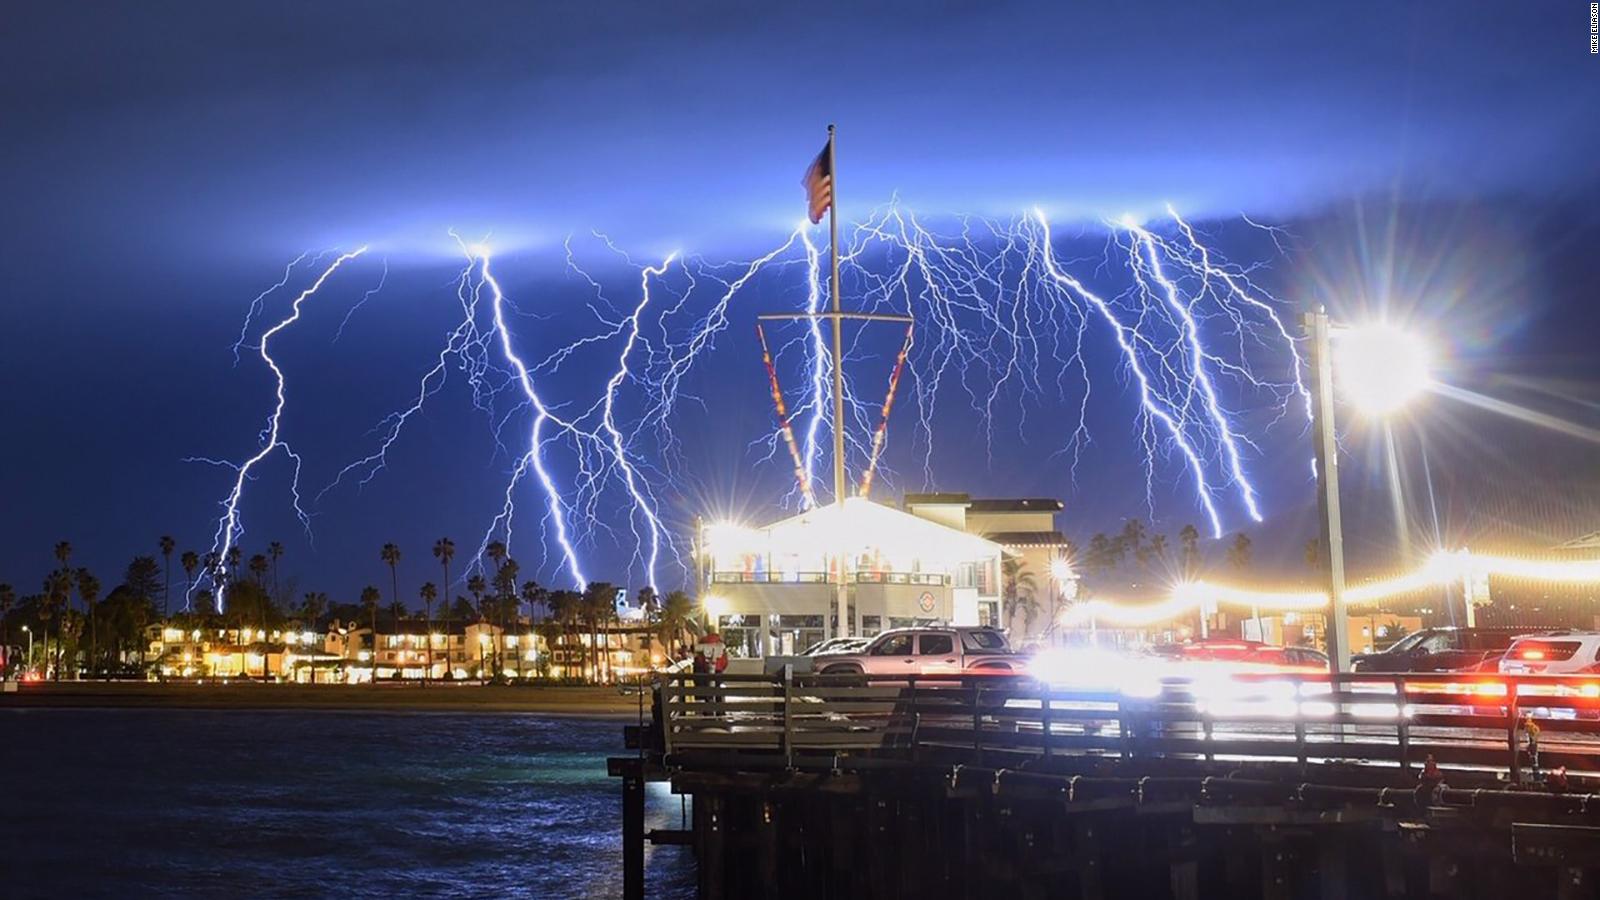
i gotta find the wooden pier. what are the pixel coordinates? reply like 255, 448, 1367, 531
611, 670, 1600, 898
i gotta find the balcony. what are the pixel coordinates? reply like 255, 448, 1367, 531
710, 571, 950, 586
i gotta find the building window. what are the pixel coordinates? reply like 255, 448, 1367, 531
976, 559, 997, 596
955, 563, 976, 590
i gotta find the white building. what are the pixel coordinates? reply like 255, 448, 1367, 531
697, 497, 1005, 657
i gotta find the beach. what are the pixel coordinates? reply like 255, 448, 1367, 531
0, 680, 650, 716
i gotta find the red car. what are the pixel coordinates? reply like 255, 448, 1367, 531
1150, 639, 1329, 673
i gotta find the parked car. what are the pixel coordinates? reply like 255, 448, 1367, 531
813, 627, 1017, 676
1498, 632, 1600, 675
1351, 626, 1529, 673
1150, 639, 1329, 673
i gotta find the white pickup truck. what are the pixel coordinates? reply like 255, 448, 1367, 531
812, 626, 1020, 676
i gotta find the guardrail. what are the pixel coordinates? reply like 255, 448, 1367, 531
658, 670, 1600, 777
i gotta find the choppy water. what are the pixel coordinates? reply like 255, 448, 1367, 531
0, 709, 695, 898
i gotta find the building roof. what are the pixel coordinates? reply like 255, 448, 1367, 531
981, 530, 1071, 547
967, 498, 1064, 513
718, 496, 1001, 563
902, 492, 972, 506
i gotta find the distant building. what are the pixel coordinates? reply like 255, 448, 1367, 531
143, 617, 662, 683
903, 494, 1074, 638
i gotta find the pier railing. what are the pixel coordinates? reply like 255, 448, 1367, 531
657, 669, 1600, 777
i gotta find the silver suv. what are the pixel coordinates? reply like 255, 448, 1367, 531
813, 627, 1017, 676
1498, 632, 1600, 675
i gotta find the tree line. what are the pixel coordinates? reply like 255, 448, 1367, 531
0, 535, 702, 684
1001, 519, 1262, 635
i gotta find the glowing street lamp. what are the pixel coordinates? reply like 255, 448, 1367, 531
1306, 311, 1430, 673
701, 594, 728, 630
1048, 558, 1075, 584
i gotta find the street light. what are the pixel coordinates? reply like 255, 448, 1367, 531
701, 594, 728, 631
1306, 312, 1431, 673
1048, 558, 1075, 583
21, 625, 32, 678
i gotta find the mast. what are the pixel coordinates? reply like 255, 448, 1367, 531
827, 124, 849, 638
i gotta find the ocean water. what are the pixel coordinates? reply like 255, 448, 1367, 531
0, 709, 695, 898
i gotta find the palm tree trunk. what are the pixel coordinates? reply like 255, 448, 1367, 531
440, 559, 450, 679
424, 600, 433, 686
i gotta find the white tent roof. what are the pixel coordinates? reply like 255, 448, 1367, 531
707, 497, 1000, 567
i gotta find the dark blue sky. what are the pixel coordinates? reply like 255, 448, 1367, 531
3, 1, 1599, 605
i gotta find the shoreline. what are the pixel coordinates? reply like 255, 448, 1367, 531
0, 681, 649, 717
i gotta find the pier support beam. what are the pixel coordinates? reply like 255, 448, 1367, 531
620, 760, 645, 900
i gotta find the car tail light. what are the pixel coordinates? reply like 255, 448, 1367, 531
1521, 650, 1546, 660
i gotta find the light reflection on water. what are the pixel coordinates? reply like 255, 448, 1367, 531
0, 709, 694, 899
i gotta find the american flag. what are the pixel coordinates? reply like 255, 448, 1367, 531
802, 141, 832, 224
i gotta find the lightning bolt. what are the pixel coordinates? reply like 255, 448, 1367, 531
203, 247, 368, 609
480, 250, 589, 590
595, 254, 677, 594
1032, 210, 1226, 536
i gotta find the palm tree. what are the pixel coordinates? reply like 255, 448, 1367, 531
37, 585, 55, 679
52, 541, 74, 666
202, 551, 220, 602
1178, 525, 1201, 577
467, 573, 486, 616
247, 553, 271, 657
1228, 533, 1258, 639
59, 613, 82, 680
76, 569, 101, 677
381, 543, 402, 608
1179, 523, 1204, 637
300, 592, 327, 628
419, 581, 438, 683
545, 590, 579, 678
490, 558, 520, 676
267, 541, 285, 606
248, 554, 268, 588
1148, 533, 1168, 564
43, 568, 73, 679
656, 590, 698, 661
0, 583, 15, 676
159, 535, 176, 618
360, 585, 381, 684
1121, 518, 1148, 569
380, 543, 402, 677
1086, 533, 1113, 577
485, 540, 507, 576
521, 580, 548, 622
180, 550, 199, 613
1001, 556, 1040, 637
226, 546, 242, 584
432, 538, 454, 671
581, 582, 617, 683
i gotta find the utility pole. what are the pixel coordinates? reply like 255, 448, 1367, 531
1305, 308, 1351, 673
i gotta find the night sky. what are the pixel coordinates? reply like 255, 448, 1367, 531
4, 1, 1599, 606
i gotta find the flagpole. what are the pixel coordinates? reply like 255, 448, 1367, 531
827, 123, 850, 639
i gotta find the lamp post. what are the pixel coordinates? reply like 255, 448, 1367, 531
1304, 310, 1431, 674
21, 625, 32, 677
1306, 310, 1351, 673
